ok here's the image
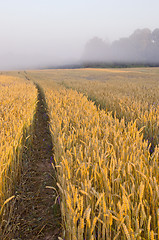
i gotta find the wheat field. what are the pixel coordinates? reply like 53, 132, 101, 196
33, 71, 159, 240
0, 68, 158, 239
51, 68, 159, 154
0, 75, 37, 229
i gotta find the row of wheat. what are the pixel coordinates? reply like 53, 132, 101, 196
56, 69, 159, 153
0, 76, 37, 228
40, 80, 158, 239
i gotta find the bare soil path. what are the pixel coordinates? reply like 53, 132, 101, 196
10, 84, 61, 239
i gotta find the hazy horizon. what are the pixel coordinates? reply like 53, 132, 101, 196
1, 0, 159, 70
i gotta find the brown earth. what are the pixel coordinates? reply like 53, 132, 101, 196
3, 85, 61, 239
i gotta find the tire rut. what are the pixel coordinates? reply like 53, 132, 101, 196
11, 84, 61, 239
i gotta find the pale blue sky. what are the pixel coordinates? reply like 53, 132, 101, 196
0, 0, 159, 69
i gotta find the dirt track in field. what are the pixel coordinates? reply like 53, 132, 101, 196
8, 84, 61, 239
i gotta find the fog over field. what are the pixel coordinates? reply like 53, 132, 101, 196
1, 0, 159, 70
83, 28, 159, 64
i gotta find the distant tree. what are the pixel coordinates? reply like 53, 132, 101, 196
130, 29, 151, 47
149, 28, 159, 63
152, 28, 159, 45
82, 37, 109, 62
112, 37, 137, 62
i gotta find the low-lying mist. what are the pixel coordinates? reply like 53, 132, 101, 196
82, 28, 159, 66
1, 28, 159, 70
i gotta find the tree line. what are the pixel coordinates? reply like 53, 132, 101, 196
82, 28, 159, 65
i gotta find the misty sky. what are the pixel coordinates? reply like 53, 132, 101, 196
0, 0, 159, 69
